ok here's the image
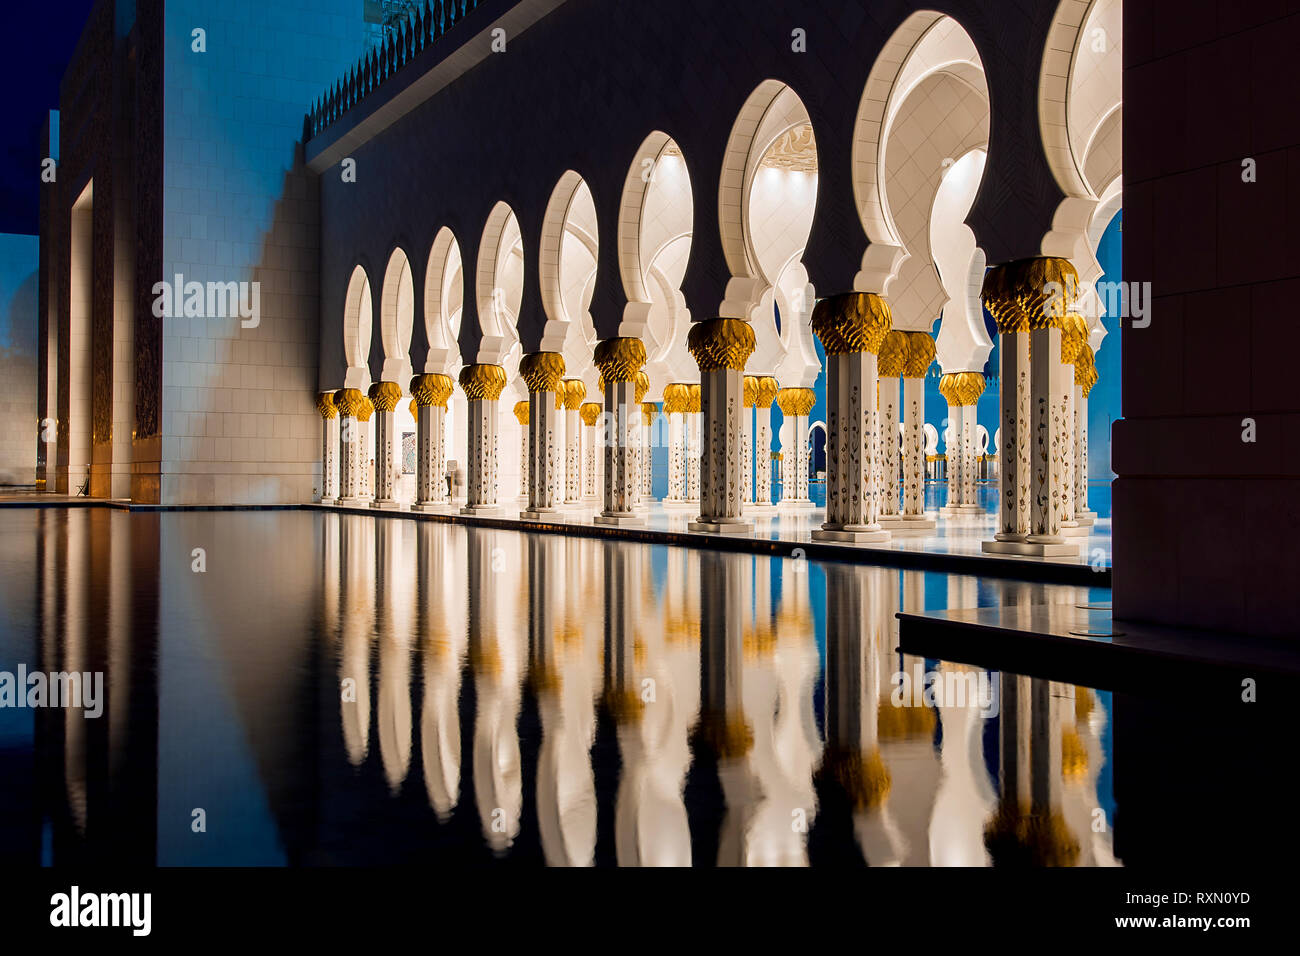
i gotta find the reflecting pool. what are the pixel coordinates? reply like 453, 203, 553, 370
0, 508, 1280, 867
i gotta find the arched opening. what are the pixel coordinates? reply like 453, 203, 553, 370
424, 227, 467, 500
539, 171, 599, 382
380, 249, 416, 502
475, 202, 525, 496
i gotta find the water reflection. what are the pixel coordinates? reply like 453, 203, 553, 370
0, 507, 1276, 867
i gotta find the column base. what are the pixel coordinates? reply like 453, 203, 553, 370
812, 526, 891, 544
520, 508, 565, 522
411, 501, 451, 512
370, 500, 401, 510
338, 496, 367, 506
320, 497, 337, 506
746, 503, 777, 516
982, 538, 1080, 557
777, 499, 816, 510
1060, 522, 1090, 537
461, 504, 502, 516
878, 513, 936, 532
594, 512, 645, 527
1075, 510, 1097, 526
661, 499, 694, 511
688, 519, 753, 535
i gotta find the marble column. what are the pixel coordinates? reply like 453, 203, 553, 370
640, 401, 657, 501
742, 376, 757, 504
513, 400, 530, 499
368, 382, 403, 509
316, 392, 339, 504
458, 364, 507, 514
897, 333, 936, 529
335, 389, 372, 504
520, 351, 566, 520
686, 384, 702, 503
987, 308, 1031, 546
752, 376, 778, 509
776, 387, 814, 507
811, 292, 891, 543
1059, 312, 1090, 537
411, 372, 454, 511
593, 338, 646, 527
687, 318, 756, 534
663, 383, 689, 505
1074, 345, 1097, 525
632, 371, 649, 508
562, 379, 586, 505
875, 331, 906, 525
938, 372, 984, 516
580, 401, 601, 501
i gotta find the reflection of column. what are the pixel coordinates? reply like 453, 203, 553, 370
1074, 346, 1098, 524
688, 319, 755, 533
374, 521, 412, 791
664, 384, 688, 503
562, 379, 586, 505
593, 338, 646, 526
776, 388, 814, 507
334, 389, 368, 503
742, 376, 757, 504
876, 332, 906, 519
417, 522, 466, 819
411, 373, 453, 510
458, 364, 507, 514
695, 550, 752, 767
580, 402, 601, 501
339, 515, 374, 765
513, 401, 530, 498
685, 384, 701, 503
640, 402, 657, 501
811, 293, 891, 543
899, 334, 936, 527
753, 377, 777, 508
316, 393, 339, 503
368, 381, 402, 509
520, 352, 566, 519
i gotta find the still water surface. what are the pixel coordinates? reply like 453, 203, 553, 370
0, 508, 1274, 866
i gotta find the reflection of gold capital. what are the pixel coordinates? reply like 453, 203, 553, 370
877, 700, 938, 739
756, 375, 779, 408
411, 372, 454, 408
984, 797, 1080, 867
513, 400, 529, 425
316, 392, 338, 419
981, 257, 1079, 333
687, 318, 756, 372
776, 386, 816, 417
662, 382, 690, 414
333, 388, 365, 418
902, 332, 936, 378
603, 687, 645, 725
743, 375, 758, 408
519, 351, 566, 392
685, 384, 701, 414
694, 710, 754, 759
821, 747, 891, 809
580, 402, 601, 426
1061, 729, 1088, 779
1060, 312, 1089, 365
811, 291, 891, 355
458, 363, 507, 401
592, 337, 646, 383
877, 330, 909, 377
938, 371, 985, 407
368, 381, 403, 412
562, 378, 586, 410
634, 370, 650, 404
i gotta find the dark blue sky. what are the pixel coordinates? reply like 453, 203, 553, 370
0, 0, 99, 235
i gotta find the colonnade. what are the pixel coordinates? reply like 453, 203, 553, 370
316, 260, 1099, 550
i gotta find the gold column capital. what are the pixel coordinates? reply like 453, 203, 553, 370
458, 363, 507, 401
579, 402, 602, 426
562, 378, 587, 410
592, 337, 646, 383
981, 256, 1079, 332
408, 399, 417, 418
315, 392, 338, 419
938, 371, 985, 407
367, 381, 403, 413
742, 375, 758, 408
685, 383, 702, 414
513, 400, 530, 425
756, 376, 779, 408
355, 396, 374, 422
811, 291, 891, 355
775, 386, 816, 417
1075, 344, 1098, 396
332, 387, 364, 418
877, 329, 909, 377
1060, 311, 1090, 365
662, 382, 690, 414
902, 331, 936, 379
410, 372, 454, 408
687, 318, 756, 372
519, 351, 566, 392
633, 370, 650, 404
640, 402, 658, 421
